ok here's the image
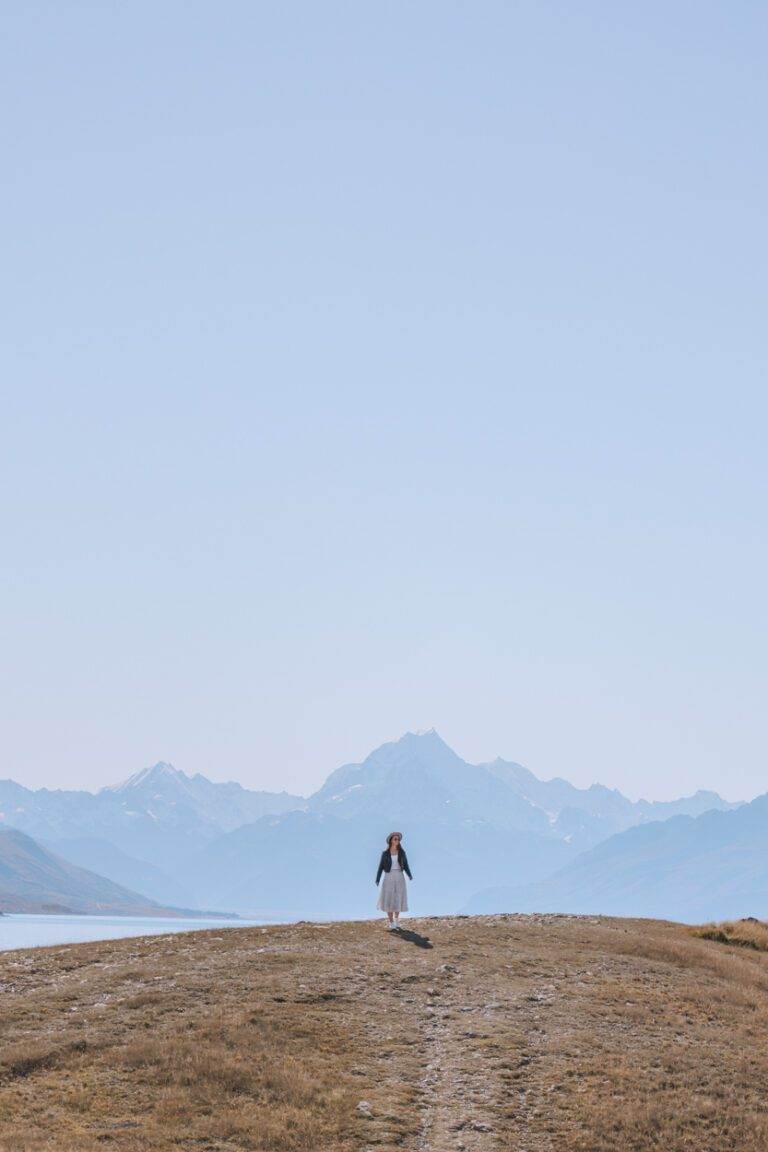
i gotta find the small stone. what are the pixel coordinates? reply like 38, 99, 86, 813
356, 1100, 373, 1116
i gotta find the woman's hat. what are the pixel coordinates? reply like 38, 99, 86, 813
386, 831, 403, 843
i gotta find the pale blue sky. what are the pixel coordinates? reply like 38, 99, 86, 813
2, 2, 766, 800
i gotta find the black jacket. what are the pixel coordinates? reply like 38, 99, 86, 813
376, 846, 413, 884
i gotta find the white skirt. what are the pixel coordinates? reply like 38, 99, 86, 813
377, 869, 408, 913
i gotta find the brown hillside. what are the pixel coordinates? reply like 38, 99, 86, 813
0, 913, 767, 1151
0, 829, 168, 916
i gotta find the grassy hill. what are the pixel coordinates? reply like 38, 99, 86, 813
1, 913, 768, 1150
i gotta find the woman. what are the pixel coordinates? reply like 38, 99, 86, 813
375, 832, 413, 930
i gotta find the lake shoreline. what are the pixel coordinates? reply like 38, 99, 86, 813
0, 912, 270, 953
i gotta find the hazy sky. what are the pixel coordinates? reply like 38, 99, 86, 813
2, 2, 766, 801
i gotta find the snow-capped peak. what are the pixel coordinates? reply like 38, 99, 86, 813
101, 761, 186, 793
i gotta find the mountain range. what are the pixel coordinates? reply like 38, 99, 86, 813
0, 766, 302, 909
463, 792, 768, 923
0, 730, 751, 920
486, 758, 734, 848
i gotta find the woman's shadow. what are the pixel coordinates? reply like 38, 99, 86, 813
394, 927, 433, 949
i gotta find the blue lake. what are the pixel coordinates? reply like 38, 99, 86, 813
0, 913, 264, 952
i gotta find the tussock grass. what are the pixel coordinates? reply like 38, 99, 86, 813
0, 928, 365, 1151
691, 918, 768, 952
0, 1038, 87, 1081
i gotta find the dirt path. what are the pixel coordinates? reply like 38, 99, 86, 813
411, 962, 509, 1151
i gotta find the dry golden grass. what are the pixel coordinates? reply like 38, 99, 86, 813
691, 917, 768, 952
2, 914, 768, 1150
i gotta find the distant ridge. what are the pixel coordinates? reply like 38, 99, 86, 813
486, 756, 740, 847
463, 791, 768, 923
0, 827, 170, 915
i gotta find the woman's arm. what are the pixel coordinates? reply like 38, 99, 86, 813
402, 850, 413, 880
375, 852, 385, 884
